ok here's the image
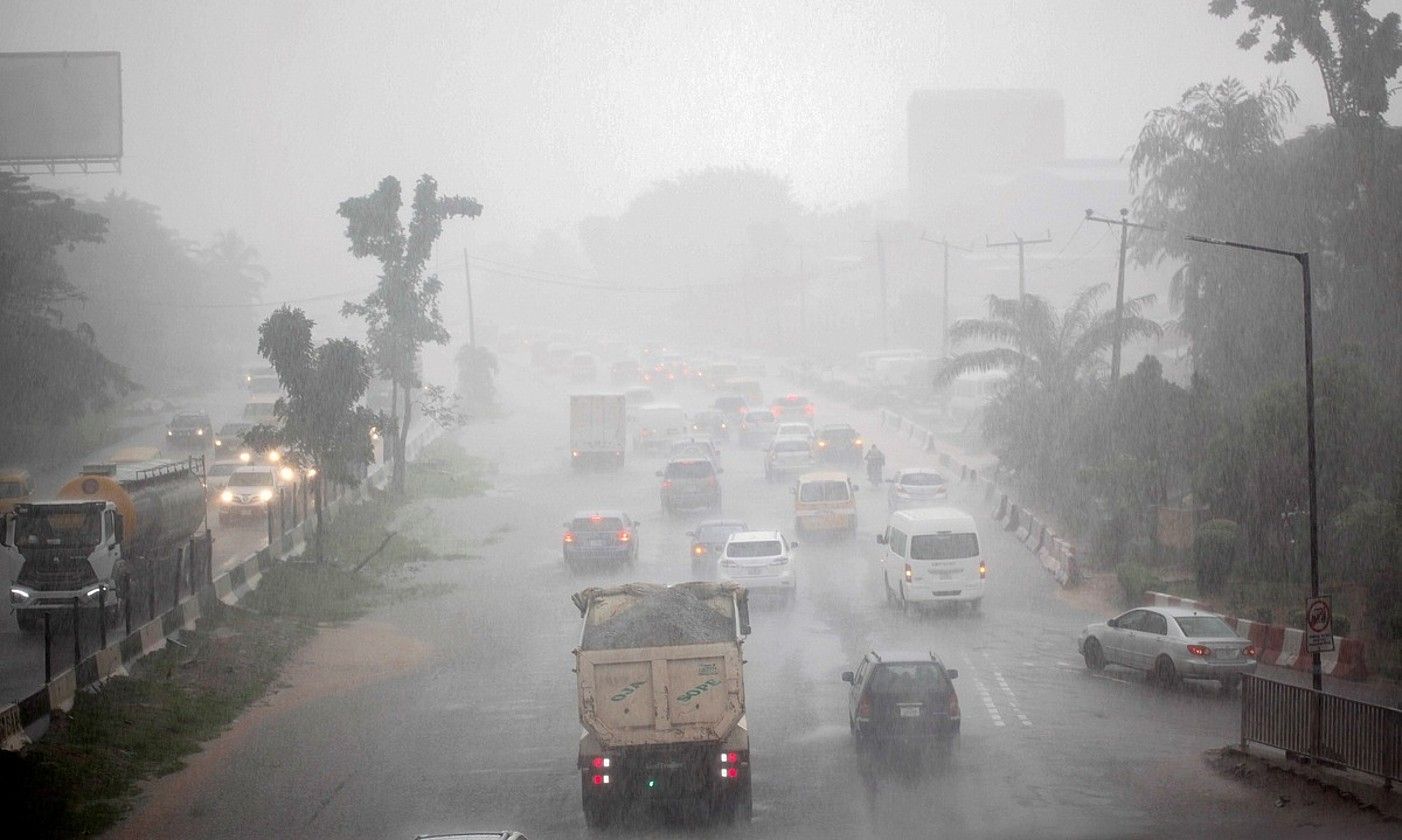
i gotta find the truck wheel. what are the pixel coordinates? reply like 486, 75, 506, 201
16, 610, 44, 634
581, 785, 611, 829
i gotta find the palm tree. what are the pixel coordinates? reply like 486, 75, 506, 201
935, 284, 1161, 391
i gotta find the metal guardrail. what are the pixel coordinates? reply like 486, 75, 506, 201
1242, 674, 1401, 787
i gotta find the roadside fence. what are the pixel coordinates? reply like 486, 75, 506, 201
1242, 674, 1400, 787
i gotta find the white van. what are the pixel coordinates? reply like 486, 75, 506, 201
632, 402, 688, 454
877, 507, 984, 612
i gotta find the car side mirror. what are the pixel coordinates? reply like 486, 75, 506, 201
841, 671, 855, 683
875, 533, 887, 545
946, 668, 959, 680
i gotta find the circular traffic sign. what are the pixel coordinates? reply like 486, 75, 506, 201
1307, 598, 1331, 633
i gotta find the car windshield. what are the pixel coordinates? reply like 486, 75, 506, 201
869, 663, 943, 693
666, 461, 713, 479
727, 540, 782, 558
173, 414, 205, 426
698, 523, 744, 542
799, 480, 848, 502
774, 440, 810, 453
228, 471, 275, 487
909, 533, 979, 560
572, 517, 624, 532
1174, 615, 1237, 638
820, 427, 856, 440
899, 472, 944, 487
15, 509, 102, 547
715, 397, 746, 410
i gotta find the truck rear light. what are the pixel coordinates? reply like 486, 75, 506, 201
947, 691, 960, 719
592, 774, 610, 785
563, 531, 575, 543
591, 756, 611, 769
1186, 644, 1211, 657
904, 564, 913, 583
979, 561, 987, 579
720, 752, 738, 763
720, 767, 739, 779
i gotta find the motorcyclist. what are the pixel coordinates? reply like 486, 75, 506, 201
865, 444, 885, 483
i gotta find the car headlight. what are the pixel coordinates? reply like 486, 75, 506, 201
267, 450, 281, 463
239, 452, 252, 463
220, 489, 233, 502
306, 468, 317, 479
259, 488, 274, 502
214, 438, 222, 446
280, 467, 295, 482
197, 428, 204, 435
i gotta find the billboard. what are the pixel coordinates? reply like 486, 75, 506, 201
0, 51, 122, 165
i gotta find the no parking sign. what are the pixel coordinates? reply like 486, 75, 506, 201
1306, 596, 1335, 653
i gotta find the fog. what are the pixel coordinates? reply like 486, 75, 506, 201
2, 0, 1353, 332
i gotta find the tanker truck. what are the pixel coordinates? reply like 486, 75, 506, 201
573, 581, 752, 827
3, 457, 206, 633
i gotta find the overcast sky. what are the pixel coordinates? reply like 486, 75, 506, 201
4, 0, 1390, 318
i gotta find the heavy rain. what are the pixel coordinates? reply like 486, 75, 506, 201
1, 2, 1400, 838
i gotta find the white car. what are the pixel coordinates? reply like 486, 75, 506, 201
218, 466, 281, 523
764, 437, 815, 481
718, 530, 798, 602
887, 468, 948, 511
1078, 606, 1258, 691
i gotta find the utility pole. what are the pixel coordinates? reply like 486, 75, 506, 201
876, 233, 889, 349
920, 235, 973, 358
986, 231, 1052, 355
463, 248, 476, 348
1086, 209, 1165, 381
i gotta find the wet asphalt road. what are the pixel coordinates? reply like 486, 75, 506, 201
109, 354, 1392, 839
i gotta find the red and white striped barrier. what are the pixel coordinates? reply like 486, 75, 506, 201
1143, 591, 1369, 681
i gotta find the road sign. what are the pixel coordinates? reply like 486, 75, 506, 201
1306, 596, 1335, 653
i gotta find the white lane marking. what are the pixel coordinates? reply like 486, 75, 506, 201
962, 655, 1005, 727
993, 670, 1032, 727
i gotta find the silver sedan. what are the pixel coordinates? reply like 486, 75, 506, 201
1078, 606, 1257, 691
886, 468, 948, 511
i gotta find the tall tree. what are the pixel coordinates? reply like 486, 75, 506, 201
254, 306, 380, 562
0, 174, 131, 463
1209, 0, 1402, 124
339, 175, 482, 492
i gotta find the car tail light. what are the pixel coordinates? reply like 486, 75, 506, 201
563, 531, 575, 543
590, 514, 602, 523
693, 544, 706, 556
804, 404, 815, 416
661, 479, 673, 489
979, 561, 987, 580
904, 563, 913, 583
1244, 644, 1257, 658
856, 693, 872, 720
947, 691, 960, 720
770, 406, 781, 418
1187, 644, 1211, 657
617, 530, 632, 542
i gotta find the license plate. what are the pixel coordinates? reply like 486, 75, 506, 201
1214, 648, 1239, 660
936, 572, 955, 580
898, 705, 921, 718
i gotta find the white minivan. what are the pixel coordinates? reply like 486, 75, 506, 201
877, 507, 985, 612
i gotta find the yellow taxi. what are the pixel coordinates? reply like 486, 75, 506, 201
792, 470, 858, 539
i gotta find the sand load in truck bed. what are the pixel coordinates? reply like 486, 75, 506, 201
578, 582, 739, 650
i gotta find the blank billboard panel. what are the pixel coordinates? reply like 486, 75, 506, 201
0, 51, 122, 163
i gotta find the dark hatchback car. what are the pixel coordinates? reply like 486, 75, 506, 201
562, 511, 638, 566
843, 650, 960, 751
167, 412, 213, 447
687, 518, 748, 566
815, 423, 863, 464
658, 457, 722, 515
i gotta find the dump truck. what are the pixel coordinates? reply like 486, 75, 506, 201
3, 457, 206, 633
573, 581, 752, 827
570, 393, 627, 469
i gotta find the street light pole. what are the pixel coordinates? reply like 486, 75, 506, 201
920, 235, 973, 358
1186, 235, 1322, 693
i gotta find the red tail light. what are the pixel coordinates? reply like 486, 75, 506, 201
1244, 644, 1257, 658
563, 531, 575, 543
1186, 644, 1211, 657
591, 756, 611, 769
856, 694, 872, 720
804, 404, 816, 415
661, 479, 673, 489
617, 530, 631, 542
947, 691, 961, 719
592, 774, 610, 785
770, 406, 781, 418
904, 563, 913, 582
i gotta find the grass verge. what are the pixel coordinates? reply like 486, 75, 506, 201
0, 602, 310, 839
404, 436, 490, 499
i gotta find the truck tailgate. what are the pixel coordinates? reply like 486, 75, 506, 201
578, 642, 744, 747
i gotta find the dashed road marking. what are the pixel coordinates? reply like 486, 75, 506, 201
993, 670, 1032, 727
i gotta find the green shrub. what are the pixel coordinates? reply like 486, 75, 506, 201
1117, 561, 1161, 606
1194, 519, 1238, 594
